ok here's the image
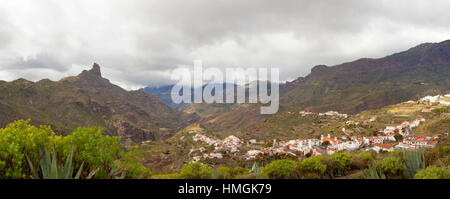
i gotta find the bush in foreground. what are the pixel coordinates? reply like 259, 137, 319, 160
414, 166, 450, 179
178, 162, 213, 179
262, 159, 298, 179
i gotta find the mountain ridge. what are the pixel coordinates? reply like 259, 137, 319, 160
0, 63, 198, 145
173, 40, 450, 135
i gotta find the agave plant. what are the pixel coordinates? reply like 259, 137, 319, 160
107, 160, 127, 179
25, 146, 97, 179
403, 148, 426, 178
362, 163, 386, 179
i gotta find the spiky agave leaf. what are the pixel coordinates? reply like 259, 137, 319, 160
74, 162, 85, 179
87, 168, 100, 179
39, 148, 51, 179
61, 146, 75, 179
362, 163, 386, 179
25, 153, 38, 179
403, 149, 426, 178
49, 147, 58, 179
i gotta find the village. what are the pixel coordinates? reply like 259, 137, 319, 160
188, 94, 449, 162
189, 117, 443, 162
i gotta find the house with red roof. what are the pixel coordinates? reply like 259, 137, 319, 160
373, 143, 393, 153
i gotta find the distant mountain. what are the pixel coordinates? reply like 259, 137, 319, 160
0, 63, 198, 145
141, 83, 238, 110
141, 85, 184, 109
281, 40, 450, 113
196, 40, 450, 135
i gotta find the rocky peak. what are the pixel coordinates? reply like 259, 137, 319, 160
89, 63, 102, 77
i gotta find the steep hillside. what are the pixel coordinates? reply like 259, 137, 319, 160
198, 40, 450, 135
142, 94, 450, 173
281, 40, 450, 113
0, 63, 197, 145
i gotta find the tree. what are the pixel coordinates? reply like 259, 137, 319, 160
262, 159, 298, 179
394, 133, 403, 142
414, 166, 450, 179
321, 141, 331, 146
178, 162, 213, 179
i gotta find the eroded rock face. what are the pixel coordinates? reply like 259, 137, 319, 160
90, 63, 102, 77
113, 119, 156, 146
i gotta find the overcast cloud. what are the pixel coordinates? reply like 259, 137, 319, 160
0, 0, 449, 89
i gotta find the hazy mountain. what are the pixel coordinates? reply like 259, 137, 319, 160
142, 83, 238, 110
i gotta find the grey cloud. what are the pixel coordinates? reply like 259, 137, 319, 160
0, 0, 449, 89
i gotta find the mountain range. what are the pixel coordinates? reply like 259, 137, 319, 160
0, 63, 197, 145
0, 40, 448, 146
145, 40, 450, 137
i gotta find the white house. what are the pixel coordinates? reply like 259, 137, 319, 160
373, 143, 393, 153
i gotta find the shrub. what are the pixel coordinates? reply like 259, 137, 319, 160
236, 173, 265, 179
443, 146, 450, 154
296, 156, 326, 178
377, 156, 403, 178
58, 126, 122, 178
120, 146, 152, 179
414, 166, 450, 179
231, 167, 249, 178
178, 162, 213, 179
153, 173, 179, 179
352, 152, 373, 169
262, 159, 298, 179
357, 152, 374, 161
0, 120, 59, 178
217, 167, 232, 179
333, 153, 353, 176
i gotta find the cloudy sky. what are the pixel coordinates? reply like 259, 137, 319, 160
0, 0, 449, 90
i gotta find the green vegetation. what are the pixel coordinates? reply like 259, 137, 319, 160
377, 156, 403, 178
26, 146, 84, 179
57, 126, 123, 178
403, 149, 426, 178
414, 166, 450, 179
0, 120, 151, 179
332, 153, 353, 176
217, 166, 248, 179
0, 64, 194, 146
262, 160, 298, 179
296, 156, 327, 178
178, 162, 213, 179
362, 163, 386, 179
0, 119, 448, 179
0, 120, 58, 178
394, 133, 403, 142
